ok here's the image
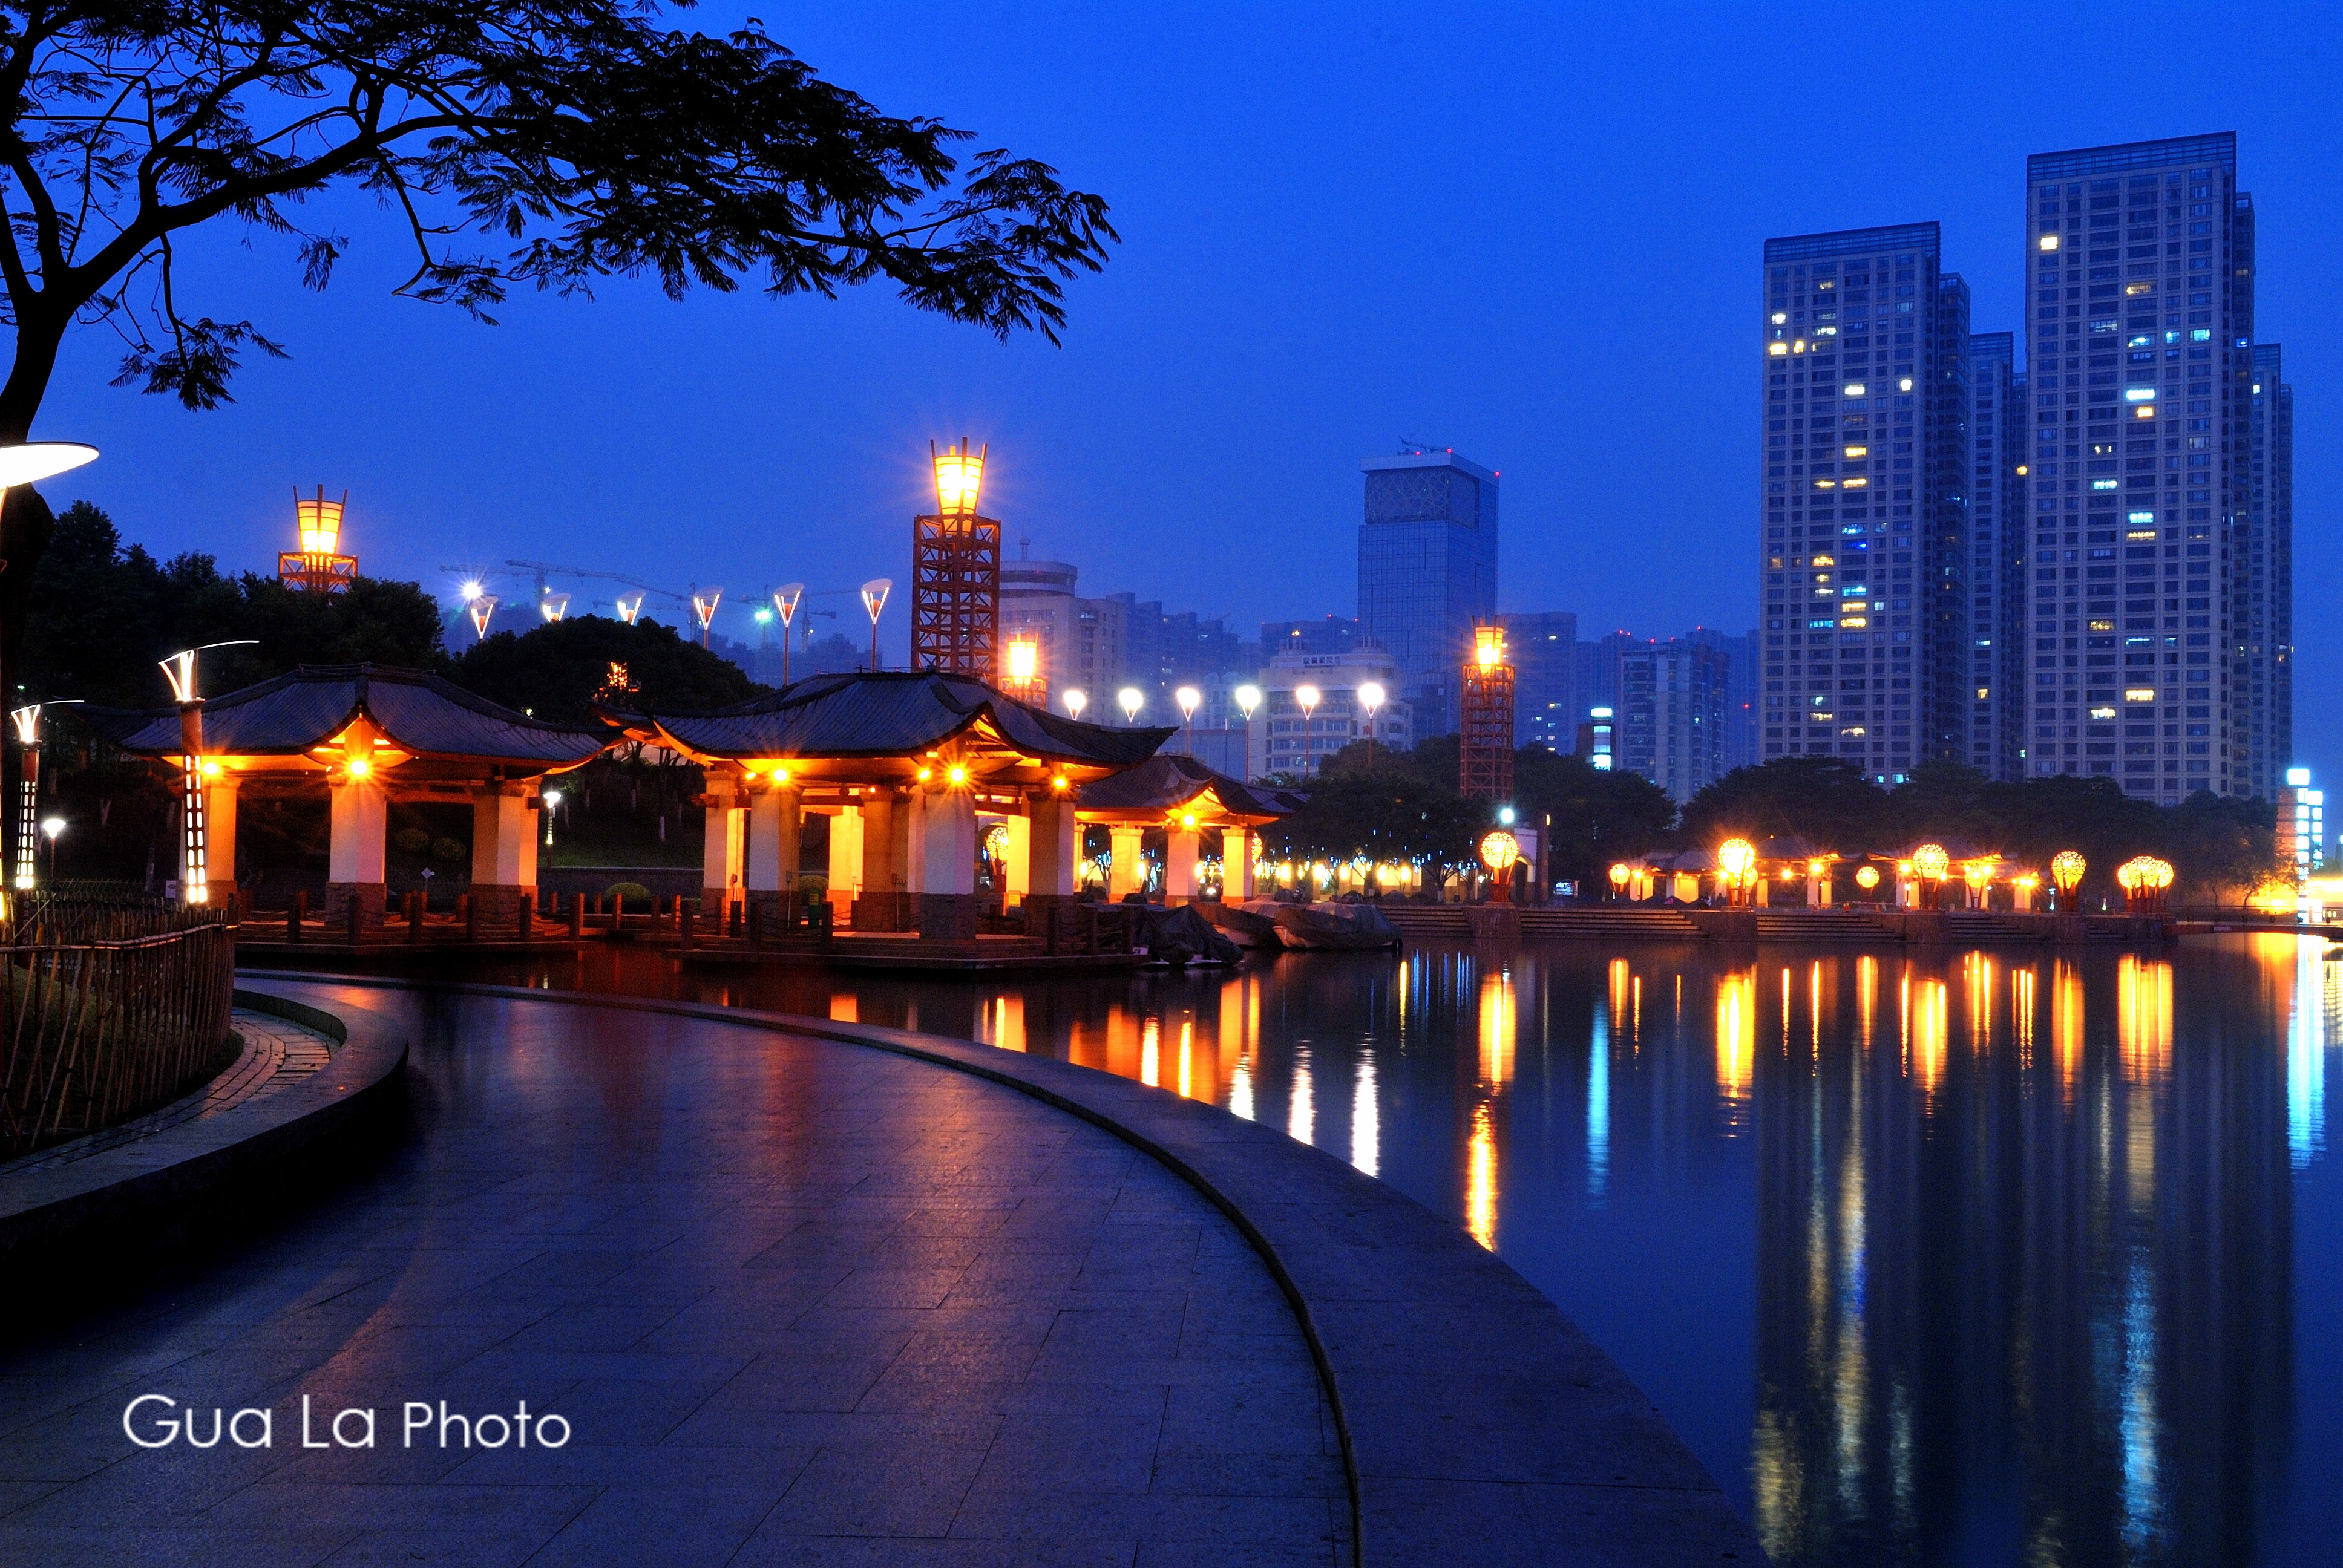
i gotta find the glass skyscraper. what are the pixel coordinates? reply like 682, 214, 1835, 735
1760, 222, 1971, 782
1968, 331, 2029, 779
1358, 448, 1498, 737
2022, 134, 2249, 802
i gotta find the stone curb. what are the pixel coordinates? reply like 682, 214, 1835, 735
240, 972, 1766, 1567
0, 989, 408, 1285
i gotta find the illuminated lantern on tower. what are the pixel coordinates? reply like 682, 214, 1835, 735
1460, 623, 1514, 803
913, 439, 1000, 679
279, 486, 357, 592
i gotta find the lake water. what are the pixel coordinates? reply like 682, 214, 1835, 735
421, 933, 2343, 1567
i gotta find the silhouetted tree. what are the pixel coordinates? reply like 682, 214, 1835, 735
447, 613, 758, 725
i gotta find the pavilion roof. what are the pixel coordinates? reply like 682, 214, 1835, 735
617, 670, 1171, 775
1073, 754, 1297, 825
82, 664, 617, 773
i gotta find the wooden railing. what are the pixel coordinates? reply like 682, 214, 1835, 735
0, 900, 238, 1158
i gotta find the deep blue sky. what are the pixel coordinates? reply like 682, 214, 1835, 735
28, 2, 2341, 775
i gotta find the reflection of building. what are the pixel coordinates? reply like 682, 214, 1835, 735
1745, 950, 2291, 1566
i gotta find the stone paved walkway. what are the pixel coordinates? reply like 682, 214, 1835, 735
0, 1008, 334, 1175
0, 984, 1349, 1566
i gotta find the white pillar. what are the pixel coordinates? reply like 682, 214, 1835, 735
1029, 793, 1079, 897
746, 788, 782, 895
329, 776, 387, 884
904, 789, 929, 893
1004, 814, 1032, 903
919, 788, 977, 895
828, 805, 864, 897
203, 776, 239, 895
471, 789, 533, 887
1165, 826, 1201, 901
702, 776, 741, 909
1109, 825, 1145, 899
1222, 827, 1253, 898
859, 794, 897, 896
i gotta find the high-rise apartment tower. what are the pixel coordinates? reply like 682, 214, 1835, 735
1968, 332, 2029, 779
1761, 223, 1971, 782
2022, 134, 2252, 802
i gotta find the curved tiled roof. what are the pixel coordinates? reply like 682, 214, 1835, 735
1074, 753, 1296, 821
624, 670, 1172, 769
81, 664, 616, 768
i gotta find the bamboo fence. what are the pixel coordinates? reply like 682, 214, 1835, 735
0, 898, 238, 1158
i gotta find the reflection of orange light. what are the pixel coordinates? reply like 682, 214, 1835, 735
2013, 965, 2036, 1071
1857, 955, 1876, 1048
1716, 970, 1754, 1099
1913, 979, 1948, 1090
1178, 1018, 1194, 1100
1965, 953, 1994, 1048
2117, 955, 2172, 1082
1141, 1015, 1161, 1088
1466, 1100, 1497, 1250
1608, 959, 1631, 1036
2053, 960, 2084, 1102
1478, 970, 1516, 1086
986, 993, 1026, 1053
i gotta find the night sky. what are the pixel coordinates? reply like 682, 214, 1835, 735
29, 3, 2341, 777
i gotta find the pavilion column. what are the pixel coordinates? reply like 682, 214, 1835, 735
1109, 826, 1145, 900
1754, 875, 1770, 908
327, 773, 388, 935
2016, 880, 2036, 913
828, 805, 864, 918
1003, 814, 1032, 905
1164, 824, 1202, 904
1811, 869, 1831, 907
203, 775, 240, 902
853, 792, 905, 932
470, 785, 537, 925
916, 785, 978, 942
745, 784, 801, 907
1023, 791, 1080, 932
1222, 828, 1253, 898
701, 776, 744, 915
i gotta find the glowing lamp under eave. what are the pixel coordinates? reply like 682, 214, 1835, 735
945, 764, 968, 786
1911, 843, 1950, 881
931, 439, 986, 523
1479, 830, 1520, 872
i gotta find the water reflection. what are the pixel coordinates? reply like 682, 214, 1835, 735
422, 933, 2338, 1567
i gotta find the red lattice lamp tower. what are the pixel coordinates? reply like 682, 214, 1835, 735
278, 486, 356, 592
1460, 623, 1514, 802
912, 439, 999, 679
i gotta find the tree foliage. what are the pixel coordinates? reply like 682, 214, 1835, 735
0, 1, 1116, 689
447, 612, 759, 725
20, 499, 444, 705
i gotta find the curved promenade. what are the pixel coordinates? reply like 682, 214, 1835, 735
0, 978, 1762, 1566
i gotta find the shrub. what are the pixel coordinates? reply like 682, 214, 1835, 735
799, 875, 828, 902
431, 837, 468, 862
604, 881, 653, 905
392, 828, 431, 855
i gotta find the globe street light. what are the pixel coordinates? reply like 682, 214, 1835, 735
0, 442, 99, 488
1117, 687, 1143, 725
1357, 681, 1385, 763
1063, 688, 1087, 722
1233, 685, 1261, 722
39, 815, 63, 881
1175, 685, 1201, 725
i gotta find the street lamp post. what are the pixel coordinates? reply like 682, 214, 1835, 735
772, 584, 804, 685
690, 586, 724, 650
860, 579, 892, 671
1117, 687, 1143, 726
39, 816, 62, 882
543, 789, 562, 847
1063, 688, 1087, 723
1357, 681, 1385, 765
